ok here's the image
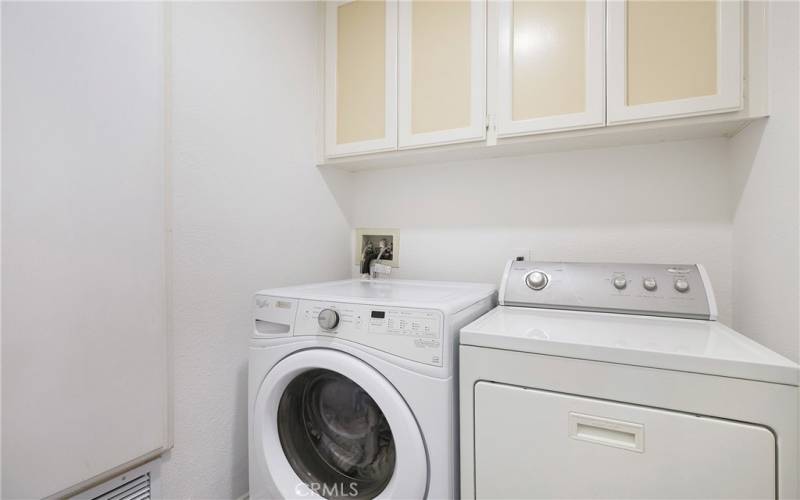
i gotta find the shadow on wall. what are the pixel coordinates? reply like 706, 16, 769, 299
231, 362, 249, 498
159, 358, 250, 499
729, 118, 768, 214
323, 138, 734, 229
318, 165, 356, 226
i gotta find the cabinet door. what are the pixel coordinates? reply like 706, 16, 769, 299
492, 0, 605, 138
325, 0, 397, 157
607, 0, 742, 124
398, 1, 486, 148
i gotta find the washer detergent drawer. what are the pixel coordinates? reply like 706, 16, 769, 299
473, 382, 775, 499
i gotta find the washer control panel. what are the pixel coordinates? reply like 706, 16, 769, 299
501, 261, 715, 320
293, 300, 444, 366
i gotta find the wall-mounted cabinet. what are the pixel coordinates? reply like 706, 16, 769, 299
321, 0, 762, 169
491, 0, 605, 137
398, 0, 486, 148
325, 0, 486, 157
607, 0, 743, 124
325, 0, 397, 157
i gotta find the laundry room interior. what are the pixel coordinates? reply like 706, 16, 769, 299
3, 1, 799, 499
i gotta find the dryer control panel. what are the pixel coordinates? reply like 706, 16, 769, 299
500, 261, 716, 320
253, 295, 444, 366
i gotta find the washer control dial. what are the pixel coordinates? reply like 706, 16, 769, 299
643, 277, 658, 292
674, 278, 690, 293
318, 308, 340, 330
525, 270, 549, 291
613, 277, 627, 290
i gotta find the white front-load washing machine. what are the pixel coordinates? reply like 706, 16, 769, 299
249, 279, 496, 500
460, 261, 799, 499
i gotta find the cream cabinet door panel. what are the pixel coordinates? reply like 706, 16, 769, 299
493, 0, 605, 138
398, 0, 486, 149
325, 0, 397, 157
607, 0, 742, 124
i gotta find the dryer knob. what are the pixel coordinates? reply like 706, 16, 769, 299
674, 278, 690, 293
525, 270, 549, 291
318, 309, 340, 330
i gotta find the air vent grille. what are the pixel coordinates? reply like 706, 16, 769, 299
90, 473, 150, 500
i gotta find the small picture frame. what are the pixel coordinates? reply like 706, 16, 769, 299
355, 228, 400, 268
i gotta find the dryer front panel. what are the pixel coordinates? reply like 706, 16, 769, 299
473, 381, 775, 499
252, 349, 428, 500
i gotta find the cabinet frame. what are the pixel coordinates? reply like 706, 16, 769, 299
325, 0, 398, 157
491, 0, 606, 138
397, 0, 487, 149
606, 0, 743, 124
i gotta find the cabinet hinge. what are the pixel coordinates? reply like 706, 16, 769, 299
486, 114, 497, 146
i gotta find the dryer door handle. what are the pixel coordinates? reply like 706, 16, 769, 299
569, 412, 644, 453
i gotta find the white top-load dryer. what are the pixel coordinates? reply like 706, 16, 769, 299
249, 279, 496, 500
460, 261, 799, 499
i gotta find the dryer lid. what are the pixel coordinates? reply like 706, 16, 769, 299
461, 306, 799, 386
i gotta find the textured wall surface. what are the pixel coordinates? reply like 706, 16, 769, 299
162, 2, 350, 498
730, 1, 800, 361
2, 3, 168, 497
347, 139, 735, 323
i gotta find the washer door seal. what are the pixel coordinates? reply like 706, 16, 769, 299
253, 349, 428, 499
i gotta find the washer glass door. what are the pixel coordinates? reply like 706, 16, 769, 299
278, 369, 395, 499
254, 349, 427, 500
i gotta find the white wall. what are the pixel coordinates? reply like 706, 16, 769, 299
2, 3, 168, 497
729, 1, 800, 361
348, 139, 735, 323
161, 2, 350, 498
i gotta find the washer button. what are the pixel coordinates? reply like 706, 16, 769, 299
613, 277, 627, 290
674, 279, 690, 293
643, 278, 658, 292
